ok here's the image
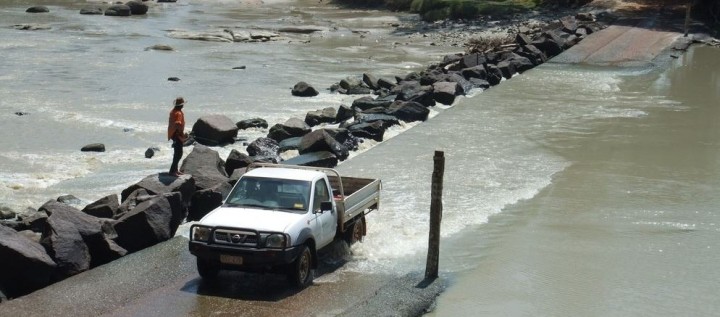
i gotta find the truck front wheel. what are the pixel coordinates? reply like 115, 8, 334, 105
288, 245, 313, 288
197, 258, 219, 280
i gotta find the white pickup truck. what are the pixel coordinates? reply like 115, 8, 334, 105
188, 163, 381, 287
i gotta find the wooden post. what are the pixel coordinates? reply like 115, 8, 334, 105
684, 0, 692, 37
425, 151, 444, 280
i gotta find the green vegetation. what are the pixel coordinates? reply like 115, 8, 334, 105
410, 0, 539, 21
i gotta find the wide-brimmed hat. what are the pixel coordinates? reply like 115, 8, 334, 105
174, 97, 185, 107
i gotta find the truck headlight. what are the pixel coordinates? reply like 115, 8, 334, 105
265, 233, 287, 248
192, 226, 211, 242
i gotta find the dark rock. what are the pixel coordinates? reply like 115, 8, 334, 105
104, 4, 131, 16
362, 73, 380, 90
26, 6, 49, 13
391, 81, 435, 107
191, 114, 239, 146
377, 77, 396, 90
145, 44, 173, 51
485, 65, 503, 86
532, 32, 564, 58
335, 105, 354, 123
14, 111, 30, 116
57, 194, 82, 206
232, 66, 246, 69
225, 149, 253, 176
188, 182, 232, 221
305, 107, 337, 127
345, 121, 386, 142
291, 81, 319, 97
82, 194, 120, 219
278, 137, 302, 152
120, 173, 195, 208
80, 7, 103, 15
125, 1, 148, 15
386, 101, 429, 122
39, 200, 126, 270
0, 206, 16, 220
468, 78, 490, 90
181, 145, 229, 190
440, 53, 463, 67
298, 129, 349, 161
168, 77, 180, 81
432, 81, 460, 105
459, 52, 487, 69
352, 96, 393, 112
81, 143, 105, 152
145, 147, 158, 158
461, 65, 487, 80
20, 211, 48, 233
446, 72, 473, 95
237, 118, 268, 130
497, 60, 517, 79
113, 192, 185, 253
247, 137, 280, 158
0, 226, 56, 298
267, 118, 311, 142
282, 151, 338, 168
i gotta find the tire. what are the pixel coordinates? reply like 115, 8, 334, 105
344, 216, 366, 245
288, 245, 313, 288
197, 258, 219, 280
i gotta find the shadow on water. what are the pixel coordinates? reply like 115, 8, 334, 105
180, 240, 354, 301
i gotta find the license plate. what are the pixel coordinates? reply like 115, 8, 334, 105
220, 254, 243, 265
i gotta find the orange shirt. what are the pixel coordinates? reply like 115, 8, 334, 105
167, 107, 185, 141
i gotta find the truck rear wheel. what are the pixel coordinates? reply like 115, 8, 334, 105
197, 258, 219, 279
345, 216, 366, 244
288, 245, 313, 288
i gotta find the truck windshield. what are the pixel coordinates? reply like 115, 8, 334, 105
224, 176, 311, 213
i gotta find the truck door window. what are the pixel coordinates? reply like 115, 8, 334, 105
313, 179, 330, 212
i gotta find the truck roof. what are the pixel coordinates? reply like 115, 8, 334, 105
243, 166, 325, 181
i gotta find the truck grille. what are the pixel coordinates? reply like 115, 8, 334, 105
213, 229, 258, 246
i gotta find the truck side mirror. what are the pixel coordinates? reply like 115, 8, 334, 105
320, 201, 333, 213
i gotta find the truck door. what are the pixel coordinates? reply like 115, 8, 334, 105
312, 178, 336, 246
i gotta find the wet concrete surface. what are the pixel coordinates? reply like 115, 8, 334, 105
0, 237, 445, 317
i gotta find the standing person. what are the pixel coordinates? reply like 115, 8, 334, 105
168, 97, 188, 176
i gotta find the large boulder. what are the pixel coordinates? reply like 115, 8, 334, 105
386, 101, 430, 122
180, 145, 229, 190
113, 192, 185, 253
236, 118, 268, 130
26, 6, 49, 13
344, 121, 386, 142
81, 143, 105, 152
104, 4, 131, 16
225, 149, 253, 176
298, 129, 349, 161
432, 81, 461, 105
391, 81, 435, 107
0, 226, 56, 298
82, 194, 120, 219
39, 201, 126, 271
291, 81, 319, 97
305, 107, 337, 127
191, 114, 239, 146
352, 96, 393, 112
125, 1, 148, 15
267, 118, 311, 142
120, 173, 195, 207
282, 151, 338, 168
247, 137, 280, 158
188, 182, 232, 221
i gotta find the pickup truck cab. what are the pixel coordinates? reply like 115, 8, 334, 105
188, 163, 381, 287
